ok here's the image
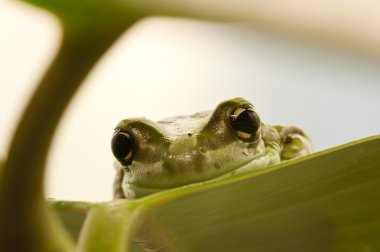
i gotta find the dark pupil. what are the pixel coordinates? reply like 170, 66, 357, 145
231, 109, 260, 141
111, 132, 134, 163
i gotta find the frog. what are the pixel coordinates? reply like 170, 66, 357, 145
111, 97, 312, 199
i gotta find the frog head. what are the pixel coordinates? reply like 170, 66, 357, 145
111, 98, 265, 199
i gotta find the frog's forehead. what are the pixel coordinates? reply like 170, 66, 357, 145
157, 111, 211, 138
116, 118, 164, 136
116, 97, 254, 141
115, 111, 211, 141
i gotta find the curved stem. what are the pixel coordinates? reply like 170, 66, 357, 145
77, 202, 138, 252
0, 23, 129, 251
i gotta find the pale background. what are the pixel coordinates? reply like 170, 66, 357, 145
1, 1, 379, 201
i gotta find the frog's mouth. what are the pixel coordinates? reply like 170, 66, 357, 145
124, 148, 279, 199
123, 163, 246, 199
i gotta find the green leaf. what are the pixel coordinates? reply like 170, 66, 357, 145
50, 201, 96, 242
53, 135, 380, 251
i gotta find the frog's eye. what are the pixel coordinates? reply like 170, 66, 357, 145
111, 129, 135, 165
230, 106, 261, 142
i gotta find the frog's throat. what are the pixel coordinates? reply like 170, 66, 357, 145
126, 146, 281, 198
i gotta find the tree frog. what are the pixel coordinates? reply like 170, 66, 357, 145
111, 98, 312, 199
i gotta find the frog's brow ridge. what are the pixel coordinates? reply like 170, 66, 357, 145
117, 118, 167, 137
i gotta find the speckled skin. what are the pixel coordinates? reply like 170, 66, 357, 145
113, 98, 312, 199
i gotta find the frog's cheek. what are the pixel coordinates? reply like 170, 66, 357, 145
121, 173, 137, 199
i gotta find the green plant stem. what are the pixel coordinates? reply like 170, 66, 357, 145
77, 201, 138, 252
0, 22, 129, 251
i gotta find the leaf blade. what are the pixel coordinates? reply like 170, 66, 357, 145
132, 135, 380, 251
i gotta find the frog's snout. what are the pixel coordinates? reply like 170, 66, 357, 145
161, 136, 206, 174
162, 148, 205, 175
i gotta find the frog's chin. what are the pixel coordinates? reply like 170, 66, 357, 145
124, 149, 280, 199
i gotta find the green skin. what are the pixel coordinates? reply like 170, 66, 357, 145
113, 98, 312, 199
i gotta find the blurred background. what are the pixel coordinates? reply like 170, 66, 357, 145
1, 0, 379, 201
